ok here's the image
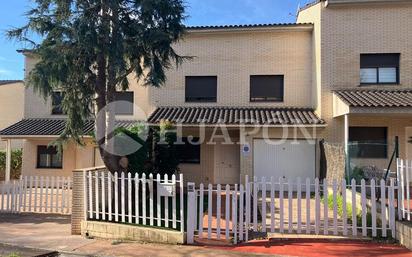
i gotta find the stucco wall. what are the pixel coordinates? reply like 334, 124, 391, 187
0, 82, 24, 149
21, 138, 96, 177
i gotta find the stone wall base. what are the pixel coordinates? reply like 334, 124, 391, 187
395, 221, 412, 250
81, 220, 185, 244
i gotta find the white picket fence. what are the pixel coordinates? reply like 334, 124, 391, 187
0, 176, 72, 214
397, 159, 412, 221
187, 176, 398, 244
84, 171, 184, 232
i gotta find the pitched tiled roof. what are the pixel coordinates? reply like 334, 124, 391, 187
148, 106, 325, 126
0, 118, 138, 136
334, 89, 412, 107
0, 80, 23, 86
186, 23, 312, 30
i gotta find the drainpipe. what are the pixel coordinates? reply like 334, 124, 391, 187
344, 114, 349, 180
5, 139, 11, 182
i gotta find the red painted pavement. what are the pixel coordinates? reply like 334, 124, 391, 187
207, 239, 412, 257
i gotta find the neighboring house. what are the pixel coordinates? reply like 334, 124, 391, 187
0, 0, 412, 184
0, 80, 24, 150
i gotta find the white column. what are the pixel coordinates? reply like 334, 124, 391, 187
5, 139, 11, 182
344, 115, 349, 179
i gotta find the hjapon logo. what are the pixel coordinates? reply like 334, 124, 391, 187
95, 100, 149, 156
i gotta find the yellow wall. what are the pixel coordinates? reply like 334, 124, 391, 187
21, 138, 97, 177
0, 81, 24, 149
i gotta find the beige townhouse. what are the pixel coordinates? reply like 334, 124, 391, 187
297, 0, 412, 176
0, 0, 411, 184
0, 80, 24, 149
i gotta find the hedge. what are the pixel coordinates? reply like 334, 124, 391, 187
0, 149, 22, 180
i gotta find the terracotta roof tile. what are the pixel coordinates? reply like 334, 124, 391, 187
185, 23, 313, 30
334, 89, 412, 107
148, 106, 324, 126
0, 80, 23, 86
0, 118, 138, 136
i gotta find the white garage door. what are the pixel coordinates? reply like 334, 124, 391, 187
253, 139, 316, 181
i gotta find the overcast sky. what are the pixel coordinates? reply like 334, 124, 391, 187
0, 0, 313, 80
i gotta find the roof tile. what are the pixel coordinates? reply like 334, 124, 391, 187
0, 118, 138, 136
148, 106, 324, 126
334, 89, 412, 107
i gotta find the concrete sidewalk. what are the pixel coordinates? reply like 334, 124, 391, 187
0, 213, 273, 257
0, 213, 410, 257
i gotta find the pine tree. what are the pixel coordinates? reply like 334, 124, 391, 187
8, 0, 188, 171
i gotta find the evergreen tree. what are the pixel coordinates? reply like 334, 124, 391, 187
8, 0, 188, 171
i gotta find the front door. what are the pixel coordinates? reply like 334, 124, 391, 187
214, 143, 240, 184
406, 127, 412, 160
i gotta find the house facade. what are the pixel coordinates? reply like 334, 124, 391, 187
0, 0, 411, 184
0, 80, 24, 150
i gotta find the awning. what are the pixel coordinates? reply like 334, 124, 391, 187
0, 118, 138, 138
148, 106, 325, 126
333, 89, 412, 117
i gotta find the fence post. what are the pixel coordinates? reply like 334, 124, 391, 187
186, 182, 196, 244
71, 168, 86, 235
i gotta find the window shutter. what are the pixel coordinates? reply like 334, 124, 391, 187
250, 75, 284, 101
185, 76, 217, 102
114, 91, 134, 115
360, 53, 400, 68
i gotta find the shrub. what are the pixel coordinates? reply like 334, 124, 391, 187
0, 149, 23, 180
115, 121, 179, 176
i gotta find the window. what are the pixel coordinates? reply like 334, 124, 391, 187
185, 76, 217, 102
37, 146, 63, 169
114, 91, 134, 115
349, 127, 387, 158
176, 137, 201, 164
51, 92, 65, 115
250, 75, 284, 102
360, 54, 400, 84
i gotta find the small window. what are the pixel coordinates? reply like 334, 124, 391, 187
250, 75, 284, 102
37, 146, 63, 169
51, 92, 65, 115
185, 76, 217, 102
349, 127, 387, 159
360, 54, 400, 84
114, 91, 134, 115
176, 137, 201, 164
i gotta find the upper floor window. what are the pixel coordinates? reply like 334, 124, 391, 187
51, 91, 65, 115
185, 76, 217, 102
360, 54, 400, 84
250, 75, 284, 102
114, 91, 134, 115
37, 145, 63, 169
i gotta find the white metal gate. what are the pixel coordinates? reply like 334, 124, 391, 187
187, 176, 397, 244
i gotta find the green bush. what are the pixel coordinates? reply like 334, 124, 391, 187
323, 192, 380, 237
0, 149, 22, 180
349, 166, 364, 183
115, 121, 179, 176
